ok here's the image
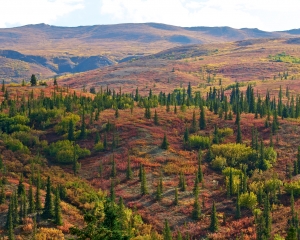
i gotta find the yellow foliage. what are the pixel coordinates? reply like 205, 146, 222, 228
35, 228, 64, 240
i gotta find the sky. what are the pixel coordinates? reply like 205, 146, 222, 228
0, 0, 299, 31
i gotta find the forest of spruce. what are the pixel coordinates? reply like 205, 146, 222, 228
0, 71, 300, 240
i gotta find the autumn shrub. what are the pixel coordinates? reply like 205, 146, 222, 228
211, 143, 253, 166
189, 135, 210, 149
239, 192, 257, 210
222, 167, 243, 194
263, 147, 277, 167
284, 180, 300, 196
46, 140, 90, 164
35, 228, 64, 239
264, 178, 283, 193
55, 113, 80, 134
217, 127, 234, 141
211, 156, 227, 170
10, 124, 31, 132
0, 114, 30, 133
5, 137, 30, 154
12, 131, 39, 147
29, 108, 60, 129
94, 142, 104, 152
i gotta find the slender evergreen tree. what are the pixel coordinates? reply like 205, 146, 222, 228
235, 189, 241, 219
163, 219, 172, 240
7, 199, 15, 240
110, 179, 116, 202
54, 188, 63, 225
161, 133, 169, 150
154, 109, 159, 125
28, 182, 35, 214
126, 154, 133, 180
79, 107, 86, 139
236, 121, 242, 143
35, 172, 42, 211
43, 176, 54, 219
191, 110, 197, 132
17, 174, 25, 197
13, 191, 19, 226
183, 127, 189, 145
174, 187, 179, 205
263, 194, 272, 239
111, 154, 116, 178
176, 230, 182, 240
156, 181, 162, 201
95, 132, 100, 144
68, 119, 75, 141
210, 201, 218, 232
199, 105, 206, 130
192, 193, 201, 220
197, 149, 203, 183
30, 74, 37, 86
141, 166, 148, 195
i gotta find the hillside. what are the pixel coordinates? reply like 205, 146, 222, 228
57, 38, 300, 98
1, 80, 300, 239
0, 23, 300, 83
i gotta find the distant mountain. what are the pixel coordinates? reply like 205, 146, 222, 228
0, 49, 113, 82
0, 23, 299, 82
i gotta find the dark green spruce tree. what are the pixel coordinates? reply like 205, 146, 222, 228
161, 133, 169, 150
199, 104, 206, 130
210, 201, 218, 232
126, 154, 133, 180
163, 219, 172, 240
42, 176, 54, 219
54, 188, 63, 225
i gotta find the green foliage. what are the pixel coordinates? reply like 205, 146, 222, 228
0, 114, 30, 133
43, 176, 54, 219
94, 142, 105, 152
11, 131, 39, 147
211, 143, 252, 166
222, 167, 243, 195
70, 197, 143, 240
29, 108, 58, 129
285, 180, 300, 196
47, 140, 90, 164
209, 201, 218, 232
161, 133, 169, 150
4, 137, 30, 154
189, 135, 210, 149
211, 156, 227, 170
55, 113, 80, 135
239, 192, 257, 210
163, 219, 172, 240
199, 105, 206, 130
30, 74, 37, 86
269, 52, 300, 64
217, 127, 234, 138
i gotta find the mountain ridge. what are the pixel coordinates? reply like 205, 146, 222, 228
0, 23, 299, 82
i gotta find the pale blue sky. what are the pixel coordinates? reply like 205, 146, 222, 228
0, 0, 299, 31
